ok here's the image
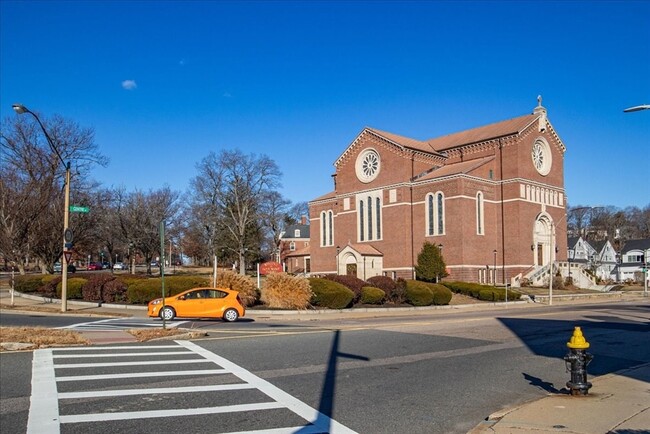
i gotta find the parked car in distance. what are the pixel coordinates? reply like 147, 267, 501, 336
113, 262, 128, 270
53, 263, 76, 273
87, 262, 103, 271
101, 262, 110, 269
148, 287, 245, 322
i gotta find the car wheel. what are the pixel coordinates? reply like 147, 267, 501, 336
160, 306, 176, 321
223, 308, 239, 322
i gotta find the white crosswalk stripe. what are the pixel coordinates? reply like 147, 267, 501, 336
57, 318, 188, 331
27, 340, 357, 434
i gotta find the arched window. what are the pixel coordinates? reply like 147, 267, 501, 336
367, 196, 373, 240
376, 197, 381, 240
320, 210, 334, 247
426, 192, 445, 236
328, 211, 334, 246
357, 191, 382, 242
289, 241, 295, 251
427, 194, 434, 236
437, 192, 444, 235
321, 211, 326, 245
476, 192, 484, 235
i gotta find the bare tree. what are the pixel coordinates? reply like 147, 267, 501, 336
0, 113, 107, 273
117, 187, 180, 274
191, 150, 282, 274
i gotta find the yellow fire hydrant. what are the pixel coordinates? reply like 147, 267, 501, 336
564, 326, 593, 395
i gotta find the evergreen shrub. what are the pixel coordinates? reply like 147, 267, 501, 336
366, 276, 397, 300
261, 272, 313, 309
324, 274, 366, 302
14, 275, 45, 293
404, 280, 434, 306
429, 283, 452, 305
309, 278, 354, 309
442, 281, 521, 301
82, 274, 116, 302
360, 286, 386, 304
56, 277, 87, 299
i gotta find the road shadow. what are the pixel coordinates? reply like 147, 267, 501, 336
295, 329, 369, 433
498, 304, 650, 387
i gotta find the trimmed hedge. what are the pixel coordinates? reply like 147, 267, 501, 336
442, 281, 521, 302
366, 276, 397, 301
308, 278, 354, 309
323, 275, 366, 302
56, 277, 87, 299
405, 280, 434, 306
360, 286, 386, 305
404, 280, 452, 306
14, 275, 45, 293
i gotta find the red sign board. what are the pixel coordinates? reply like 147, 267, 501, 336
63, 251, 73, 263
259, 261, 283, 275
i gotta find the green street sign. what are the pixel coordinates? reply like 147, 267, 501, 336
69, 205, 90, 213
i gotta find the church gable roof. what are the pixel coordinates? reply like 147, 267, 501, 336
426, 114, 539, 151
416, 156, 495, 181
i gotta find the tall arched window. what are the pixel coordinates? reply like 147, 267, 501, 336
476, 192, 484, 235
426, 192, 445, 236
328, 211, 333, 246
367, 196, 373, 240
427, 194, 435, 236
359, 200, 365, 242
357, 191, 382, 242
437, 192, 444, 235
376, 197, 381, 240
321, 211, 326, 245
320, 210, 334, 246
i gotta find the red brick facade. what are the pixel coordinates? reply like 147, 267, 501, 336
308, 100, 567, 285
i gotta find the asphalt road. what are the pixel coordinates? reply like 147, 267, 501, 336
1, 300, 648, 433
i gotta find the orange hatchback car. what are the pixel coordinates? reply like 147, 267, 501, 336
148, 287, 245, 322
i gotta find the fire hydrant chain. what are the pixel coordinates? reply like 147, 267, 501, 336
564, 326, 593, 395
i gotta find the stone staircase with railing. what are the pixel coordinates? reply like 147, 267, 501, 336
512, 262, 597, 289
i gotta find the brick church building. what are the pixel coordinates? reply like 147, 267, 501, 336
307, 97, 567, 285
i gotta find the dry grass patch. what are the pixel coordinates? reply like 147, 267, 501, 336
0, 326, 89, 349
127, 328, 207, 341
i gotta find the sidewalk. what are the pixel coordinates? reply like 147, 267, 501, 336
469, 363, 650, 434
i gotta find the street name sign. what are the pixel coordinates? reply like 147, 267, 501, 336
69, 206, 90, 213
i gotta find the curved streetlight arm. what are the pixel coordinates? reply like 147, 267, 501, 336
623, 104, 650, 113
12, 103, 67, 168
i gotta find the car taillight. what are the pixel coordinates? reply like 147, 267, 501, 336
236, 295, 243, 306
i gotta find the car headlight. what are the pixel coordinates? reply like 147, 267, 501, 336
150, 299, 162, 305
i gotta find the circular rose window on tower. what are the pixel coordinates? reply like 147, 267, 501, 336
531, 138, 552, 176
355, 148, 381, 183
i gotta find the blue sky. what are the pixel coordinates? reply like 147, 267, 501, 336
2, 1, 648, 209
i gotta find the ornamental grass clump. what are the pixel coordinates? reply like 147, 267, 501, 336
216, 270, 258, 307
260, 273, 313, 309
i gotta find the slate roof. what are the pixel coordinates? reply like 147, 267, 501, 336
366, 127, 445, 156
621, 238, 650, 254
568, 237, 580, 249
281, 224, 310, 240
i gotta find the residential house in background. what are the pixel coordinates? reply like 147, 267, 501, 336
278, 217, 310, 274
617, 238, 650, 283
568, 236, 618, 283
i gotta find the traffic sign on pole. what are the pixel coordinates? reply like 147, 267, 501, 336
63, 251, 72, 263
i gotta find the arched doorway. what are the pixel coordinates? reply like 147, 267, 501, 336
344, 253, 358, 277
533, 214, 552, 267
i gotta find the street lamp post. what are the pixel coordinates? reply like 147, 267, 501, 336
13, 104, 71, 312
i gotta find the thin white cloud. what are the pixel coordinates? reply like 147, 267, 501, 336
121, 80, 137, 90
223, 92, 232, 98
